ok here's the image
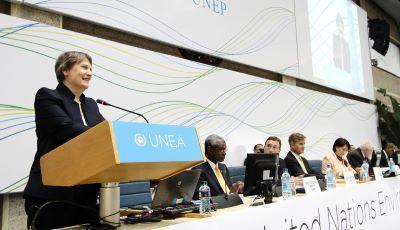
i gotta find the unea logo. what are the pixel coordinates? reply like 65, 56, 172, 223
134, 132, 187, 148
134, 134, 147, 147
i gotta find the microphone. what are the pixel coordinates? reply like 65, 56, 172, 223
96, 99, 149, 123
274, 155, 279, 183
219, 165, 230, 199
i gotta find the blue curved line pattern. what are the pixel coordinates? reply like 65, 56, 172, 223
0, 24, 224, 93
0, 127, 35, 141
31, 1, 295, 56
0, 103, 35, 142
0, 115, 35, 123
116, 82, 375, 138
0, 121, 35, 131
0, 28, 210, 80
0, 23, 39, 38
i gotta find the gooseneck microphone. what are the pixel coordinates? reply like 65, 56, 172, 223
274, 155, 279, 183
96, 99, 149, 123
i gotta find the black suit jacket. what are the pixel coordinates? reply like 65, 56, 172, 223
378, 150, 400, 167
378, 151, 390, 167
284, 151, 321, 178
192, 161, 233, 199
23, 83, 105, 203
394, 151, 400, 165
348, 148, 377, 170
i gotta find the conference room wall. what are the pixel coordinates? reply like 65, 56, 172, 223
0, 14, 380, 193
370, 42, 400, 78
373, 67, 400, 104
19, 0, 374, 100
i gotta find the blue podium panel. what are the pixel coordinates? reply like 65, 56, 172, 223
112, 122, 203, 163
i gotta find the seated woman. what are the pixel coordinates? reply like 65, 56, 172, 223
321, 138, 355, 178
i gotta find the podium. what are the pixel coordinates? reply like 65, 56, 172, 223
40, 120, 205, 226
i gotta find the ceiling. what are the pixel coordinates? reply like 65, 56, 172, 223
371, 0, 400, 32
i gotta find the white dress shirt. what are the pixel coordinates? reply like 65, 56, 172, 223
292, 151, 308, 174
74, 98, 88, 126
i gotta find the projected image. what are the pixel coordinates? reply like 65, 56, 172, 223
309, 0, 364, 93
296, 0, 373, 99
333, 14, 351, 74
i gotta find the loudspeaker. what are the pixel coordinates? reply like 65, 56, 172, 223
368, 18, 390, 56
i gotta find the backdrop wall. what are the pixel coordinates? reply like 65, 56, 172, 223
0, 14, 379, 193
22, 0, 375, 100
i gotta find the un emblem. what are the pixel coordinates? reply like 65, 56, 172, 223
134, 134, 146, 147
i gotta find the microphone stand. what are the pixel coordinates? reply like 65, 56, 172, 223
260, 156, 279, 204
97, 99, 149, 123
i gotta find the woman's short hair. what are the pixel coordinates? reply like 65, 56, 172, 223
332, 138, 350, 152
288, 133, 305, 146
55, 51, 92, 83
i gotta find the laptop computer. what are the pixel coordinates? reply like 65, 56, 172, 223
152, 169, 201, 208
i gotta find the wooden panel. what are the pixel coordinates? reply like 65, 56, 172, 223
41, 120, 206, 186
40, 120, 118, 186
80, 160, 205, 184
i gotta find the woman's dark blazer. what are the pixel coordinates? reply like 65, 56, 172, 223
23, 83, 105, 203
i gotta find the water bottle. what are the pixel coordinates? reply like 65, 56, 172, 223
281, 168, 292, 199
325, 164, 336, 190
360, 160, 369, 182
389, 158, 396, 173
199, 181, 211, 214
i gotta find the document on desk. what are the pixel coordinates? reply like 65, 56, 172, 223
373, 167, 384, 181
343, 172, 357, 186
302, 176, 321, 194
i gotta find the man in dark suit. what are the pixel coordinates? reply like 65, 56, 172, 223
348, 142, 377, 170
378, 142, 396, 167
394, 151, 400, 166
243, 143, 264, 165
284, 133, 322, 179
23, 52, 105, 229
263, 136, 286, 179
193, 135, 244, 199
393, 151, 400, 166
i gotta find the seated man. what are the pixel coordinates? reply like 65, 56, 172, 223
253, 144, 264, 153
284, 133, 322, 179
379, 142, 396, 167
244, 143, 264, 165
348, 142, 377, 170
193, 135, 244, 198
263, 136, 286, 179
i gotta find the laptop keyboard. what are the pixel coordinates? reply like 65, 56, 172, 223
152, 203, 199, 215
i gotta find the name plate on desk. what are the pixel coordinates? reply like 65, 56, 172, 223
373, 167, 384, 181
112, 121, 203, 163
343, 172, 357, 186
303, 176, 321, 194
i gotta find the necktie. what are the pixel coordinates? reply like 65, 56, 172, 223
298, 156, 308, 174
366, 157, 370, 165
215, 164, 228, 193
